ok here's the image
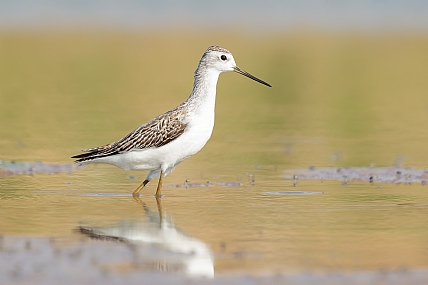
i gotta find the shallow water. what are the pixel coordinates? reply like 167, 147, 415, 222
1, 31, 428, 279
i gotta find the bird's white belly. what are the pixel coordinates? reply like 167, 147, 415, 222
92, 114, 214, 171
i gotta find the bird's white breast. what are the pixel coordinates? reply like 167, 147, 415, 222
89, 69, 219, 172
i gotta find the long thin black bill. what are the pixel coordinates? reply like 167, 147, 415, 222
234, 66, 272, 87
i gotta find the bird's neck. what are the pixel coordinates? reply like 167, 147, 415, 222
187, 67, 220, 114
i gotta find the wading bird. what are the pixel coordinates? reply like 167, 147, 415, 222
72, 46, 271, 198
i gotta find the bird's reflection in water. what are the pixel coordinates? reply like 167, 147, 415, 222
77, 196, 214, 278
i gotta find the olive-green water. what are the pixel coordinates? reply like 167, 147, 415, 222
1, 31, 428, 276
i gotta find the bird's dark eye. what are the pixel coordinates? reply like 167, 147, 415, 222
221, 55, 227, 61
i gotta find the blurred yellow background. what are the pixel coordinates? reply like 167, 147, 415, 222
1, 30, 428, 168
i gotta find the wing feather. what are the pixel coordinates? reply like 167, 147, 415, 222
72, 107, 188, 163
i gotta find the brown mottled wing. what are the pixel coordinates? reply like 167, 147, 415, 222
72, 109, 187, 163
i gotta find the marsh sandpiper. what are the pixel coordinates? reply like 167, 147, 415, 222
72, 46, 271, 198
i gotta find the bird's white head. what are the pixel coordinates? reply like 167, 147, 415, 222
199, 45, 271, 87
199, 46, 236, 72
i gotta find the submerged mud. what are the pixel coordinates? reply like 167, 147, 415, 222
0, 161, 80, 177
284, 167, 428, 184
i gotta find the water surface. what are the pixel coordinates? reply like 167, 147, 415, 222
1, 31, 428, 278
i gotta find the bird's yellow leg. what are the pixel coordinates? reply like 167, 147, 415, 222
132, 179, 149, 197
132, 193, 144, 205
155, 170, 164, 198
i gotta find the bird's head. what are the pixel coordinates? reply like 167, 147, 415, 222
199, 45, 271, 87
